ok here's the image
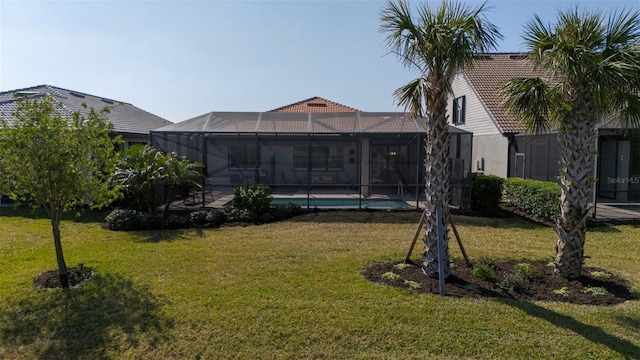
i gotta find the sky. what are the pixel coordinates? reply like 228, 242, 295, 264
1, 0, 639, 123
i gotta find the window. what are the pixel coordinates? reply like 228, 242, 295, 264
294, 145, 343, 171
453, 96, 466, 124
229, 144, 258, 169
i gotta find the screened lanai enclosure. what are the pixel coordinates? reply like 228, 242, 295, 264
151, 112, 472, 210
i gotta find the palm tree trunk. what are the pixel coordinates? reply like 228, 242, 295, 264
51, 207, 69, 288
163, 186, 177, 218
422, 85, 452, 279
555, 99, 597, 279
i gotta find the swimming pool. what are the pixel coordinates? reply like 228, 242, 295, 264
270, 197, 415, 210
608, 204, 640, 213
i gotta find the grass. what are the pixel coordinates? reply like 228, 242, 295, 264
0, 207, 639, 359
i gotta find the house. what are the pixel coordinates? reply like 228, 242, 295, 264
0, 85, 171, 147
150, 97, 473, 208
448, 53, 640, 202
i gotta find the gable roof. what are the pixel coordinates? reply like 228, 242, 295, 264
461, 53, 549, 134
0, 85, 171, 135
268, 96, 360, 113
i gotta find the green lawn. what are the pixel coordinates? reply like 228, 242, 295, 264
0, 208, 639, 359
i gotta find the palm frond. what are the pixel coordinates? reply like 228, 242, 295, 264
393, 77, 430, 117
501, 77, 555, 134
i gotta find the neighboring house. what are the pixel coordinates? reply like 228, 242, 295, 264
0, 85, 171, 147
448, 53, 640, 202
448, 53, 536, 178
151, 97, 473, 208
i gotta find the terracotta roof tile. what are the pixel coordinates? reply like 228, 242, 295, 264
463, 53, 550, 134
268, 96, 360, 113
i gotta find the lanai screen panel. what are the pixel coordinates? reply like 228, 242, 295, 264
151, 111, 472, 208
154, 112, 437, 135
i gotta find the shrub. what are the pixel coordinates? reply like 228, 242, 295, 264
225, 208, 255, 223
232, 183, 272, 216
582, 286, 608, 296
138, 212, 164, 230
502, 273, 527, 293
259, 212, 275, 223
473, 264, 496, 281
473, 256, 497, 281
381, 272, 400, 280
189, 210, 210, 226
502, 178, 561, 223
105, 209, 141, 231
206, 209, 227, 226
270, 202, 303, 220
164, 214, 188, 229
513, 263, 536, 279
471, 173, 504, 216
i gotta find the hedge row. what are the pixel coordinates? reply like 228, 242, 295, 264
502, 177, 561, 223
105, 203, 304, 231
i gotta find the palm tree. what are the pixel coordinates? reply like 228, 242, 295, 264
501, 8, 640, 279
160, 151, 203, 218
380, 0, 501, 278
113, 145, 166, 214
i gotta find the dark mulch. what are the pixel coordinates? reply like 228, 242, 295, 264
363, 259, 636, 305
34, 267, 94, 289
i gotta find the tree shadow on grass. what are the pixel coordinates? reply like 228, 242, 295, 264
0, 273, 174, 359
500, 298, 640, 358
131, 227, 206, 243
0, 205, 110, 224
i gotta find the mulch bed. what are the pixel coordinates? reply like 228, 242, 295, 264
34, 267, 94, 289
363, 259, 636, 305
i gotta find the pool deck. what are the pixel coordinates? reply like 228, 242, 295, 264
591, 202, 640, 223
206, 192, 421, 209
170, 191, 640, 223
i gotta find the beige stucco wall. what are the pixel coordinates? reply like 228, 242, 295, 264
471, 134, 509, 178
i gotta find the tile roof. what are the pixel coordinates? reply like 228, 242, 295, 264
462, 53, 550, 134
0, 85, 171, 135
268, 96, 360, 113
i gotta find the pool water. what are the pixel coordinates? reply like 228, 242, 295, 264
270, 197, 415, 210
608, 204, 640, 213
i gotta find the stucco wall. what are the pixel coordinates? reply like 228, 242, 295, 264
472, 134, 509, 178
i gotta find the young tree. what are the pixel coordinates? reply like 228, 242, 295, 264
380, 0, 501, 278
0, 95, 120, 288
501, 8, 640, 278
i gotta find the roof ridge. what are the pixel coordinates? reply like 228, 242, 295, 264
45, 85, 128, 105
0, 84, 48, 96
268, 96, 360, 112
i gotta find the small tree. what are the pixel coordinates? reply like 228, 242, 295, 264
0, 95, 120, 288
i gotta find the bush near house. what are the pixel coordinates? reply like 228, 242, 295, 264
105, 203, 304, 231
502, 178, 561, 223
232, 183, 272, 216
470, 173, 504, 216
